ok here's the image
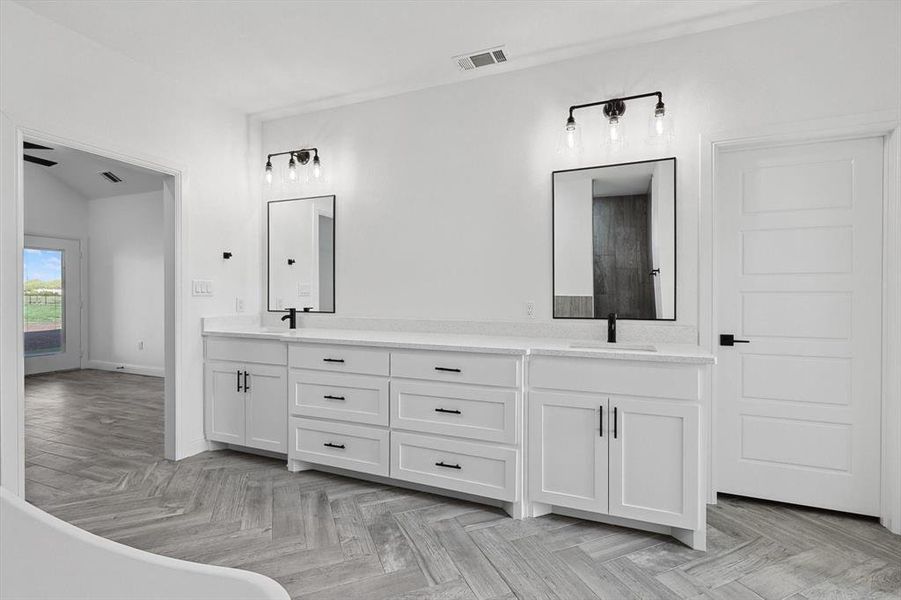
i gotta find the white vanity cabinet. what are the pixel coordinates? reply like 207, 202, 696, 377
201, 325, 712, 547
528, 353, 707, 548
204, 337, 288, 453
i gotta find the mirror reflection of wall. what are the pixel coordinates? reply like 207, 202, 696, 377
553, 158, 675, 320
268, 195, 335, 313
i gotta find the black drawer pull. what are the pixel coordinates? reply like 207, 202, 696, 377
323, 442, 345, 449
434, 367, 461, 373
243, 371, 250, 392
435, 408, 461, 415
323, 358, 345, 363
323, 395, 346, 401
599, 406, 603, 438
435, 461, 461, 469
236, 370, 242, 392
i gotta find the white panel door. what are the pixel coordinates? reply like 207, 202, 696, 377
529, 391, 608, 512
204, 361, 245, 445
609, 397, 699, 529
716, 137, 883, 515
23, 235, 81, 374
245, 363, 287, 452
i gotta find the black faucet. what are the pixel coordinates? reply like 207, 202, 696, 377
607, 313, 617, 343
281, 307, 297, 330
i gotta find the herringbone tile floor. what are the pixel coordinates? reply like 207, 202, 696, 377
24, 370, 901, 599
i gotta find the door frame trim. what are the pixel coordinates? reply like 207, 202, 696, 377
0, 117, 187, 496
699, 109, 901, 533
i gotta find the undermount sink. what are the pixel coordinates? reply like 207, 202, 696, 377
569, 342, 657, 352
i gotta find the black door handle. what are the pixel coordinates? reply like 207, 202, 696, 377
720, 334, 751, 346
323, 442, 345, 449
435, 461, 461, 469
599, 406, 603, 438
323, 358, 345, 363
434, 367, 461, 373
236, 370, 242, 392
435, 408, 461, 415
243, 371, 250, 392
323, 395, 345, 401
613, 406, 618, 439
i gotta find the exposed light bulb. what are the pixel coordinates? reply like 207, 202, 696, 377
565, 117, 577, 149
608, 116, 621, 142
558, 115, 582, 155
312, 155, 321, 179
647, 101, 673, 145
264, 159, 273, 186
288, 155, 297, 181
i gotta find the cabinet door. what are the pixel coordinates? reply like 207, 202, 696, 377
529, 391, 608, 513
609, 398, 700, 528
245, 364, 288, 453
204, 361, 246, 444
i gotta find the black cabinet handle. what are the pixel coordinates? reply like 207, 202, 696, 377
323, 358, 345, 363
323, 442, 345, 449
435, 408, 461, 415
720, 334, 751, 347
599, 406, 603, 438
323, 395, 345, 401
236, 370, 242, 392
435, 461, 461, 469
243, 371, 250, 392
434, 367, 461, 373
613, 406, 618, 439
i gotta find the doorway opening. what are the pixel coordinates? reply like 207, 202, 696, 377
21, 137, 175, 502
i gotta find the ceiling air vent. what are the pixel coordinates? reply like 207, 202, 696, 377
455, 46, 507, 71
99, 171, 124, 183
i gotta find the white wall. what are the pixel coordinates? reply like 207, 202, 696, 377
87, 191, 164, 375
260, 1, 900, 341
23, 163, 89, 242
552, 177, 593, 297
1, 1, 258, 460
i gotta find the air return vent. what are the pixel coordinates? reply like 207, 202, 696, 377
99, 171, 123, 183
455, 46, 507, 71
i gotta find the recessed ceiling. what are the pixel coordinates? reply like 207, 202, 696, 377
16, 0, 833, 117
24, 140, 165, 200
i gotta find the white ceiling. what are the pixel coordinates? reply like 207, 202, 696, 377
15, 0, 833, 118
24, 141, 164, 200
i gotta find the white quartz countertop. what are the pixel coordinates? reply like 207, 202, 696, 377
202, 324, 715, 365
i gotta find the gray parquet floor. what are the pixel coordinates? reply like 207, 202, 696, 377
24, 369, 901, 600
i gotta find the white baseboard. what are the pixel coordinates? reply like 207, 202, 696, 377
85, 360, 164, 378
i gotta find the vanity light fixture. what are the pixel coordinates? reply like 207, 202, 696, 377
264, 148, 322, 186
562, 91, 672, 153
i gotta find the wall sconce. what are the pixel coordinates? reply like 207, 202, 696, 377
561, 91, 672, 154
264, 147, 323, 186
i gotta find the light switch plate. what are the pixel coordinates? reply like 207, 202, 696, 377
192, 279, 213, 297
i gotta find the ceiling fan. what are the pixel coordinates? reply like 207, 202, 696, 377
23, 142, 58, 167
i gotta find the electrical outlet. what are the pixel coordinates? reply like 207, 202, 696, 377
235, 297, 245, 313
137, 340, 144, 350
525, 301, 535, 319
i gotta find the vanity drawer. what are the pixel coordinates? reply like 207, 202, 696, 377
290, 371, 388, 426
290, 417, 389, 476
390, 432, 517, 501
206, 337, 287, 365
289, 344, 390, 376
390, 381, 518, 444
391, 350, 520, 388
529, 356, 700, 401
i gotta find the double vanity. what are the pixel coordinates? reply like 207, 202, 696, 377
203, 323, 713, 549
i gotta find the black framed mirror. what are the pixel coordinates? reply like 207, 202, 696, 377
267, 195, 335, 313
553, 158, 675, 320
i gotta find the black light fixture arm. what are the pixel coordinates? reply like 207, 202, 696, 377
568, 91, 663, 119
266, 147, 319, 163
